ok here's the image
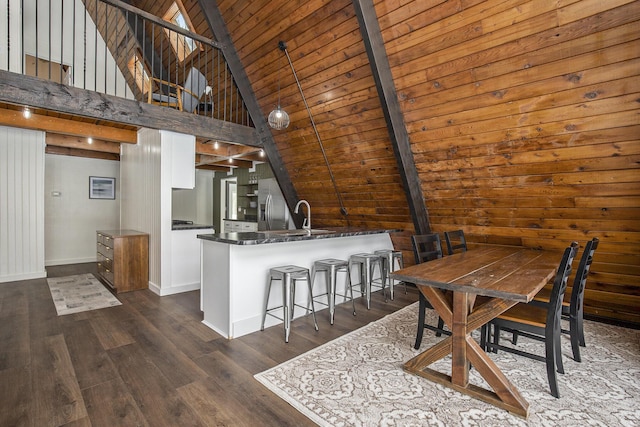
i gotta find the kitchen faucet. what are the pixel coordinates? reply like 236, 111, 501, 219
294, 200, 311, 230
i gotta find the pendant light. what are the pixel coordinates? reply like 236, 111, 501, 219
268, 41, 290, 130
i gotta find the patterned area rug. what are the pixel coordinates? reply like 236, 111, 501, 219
255, 302, 640, 426
47, 273, 121, 315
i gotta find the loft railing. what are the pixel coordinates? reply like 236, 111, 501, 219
1, 0, 252, 127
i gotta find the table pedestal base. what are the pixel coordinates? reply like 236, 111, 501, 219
404, 287, 529, 418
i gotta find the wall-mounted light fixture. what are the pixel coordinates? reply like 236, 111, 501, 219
87, 137, 93, 144
268, 41, 290, 130
23, 107, 31, 119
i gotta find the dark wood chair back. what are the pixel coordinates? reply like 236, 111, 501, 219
444, 230, 467, 255
412, 234, 443, 264
570, 237, 598, 320
411, 233, 449, 348
546, 242, 580, 334
484, 241, 579, 398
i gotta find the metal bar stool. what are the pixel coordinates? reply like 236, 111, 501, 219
374, 249, 406, 300
309, 258, 356, 324
348, 253, 384, 309
261, 265, 319, 343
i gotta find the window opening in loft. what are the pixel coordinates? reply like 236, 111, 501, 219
128, 53, 150, 95
163, 1, 199, 62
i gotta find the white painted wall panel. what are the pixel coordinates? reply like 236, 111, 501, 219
0, 126, 45, 282
45, 154, 119, 265
121, 128, 162, 290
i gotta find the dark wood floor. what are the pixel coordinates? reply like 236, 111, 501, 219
0, 263, 419, 426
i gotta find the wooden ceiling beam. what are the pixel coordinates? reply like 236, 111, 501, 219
0, 70, 258, 146
196, 154, 253, 169
45, 145, 120, 161
46, 133, 121, 153
352, 0, 431, 235
240, 152, 267, 163
196, 164, 232, 172
0, 107, 136, 144
197, 141, 261, 156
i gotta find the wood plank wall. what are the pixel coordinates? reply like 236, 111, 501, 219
220, 0, 639, 325
379, 0, 640, 324
219, 0, 415, 231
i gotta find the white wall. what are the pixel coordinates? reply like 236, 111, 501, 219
44, 154, 119, 265
0, 126, 45, 283
121, 128, 163, 291
1, 0, 133, 98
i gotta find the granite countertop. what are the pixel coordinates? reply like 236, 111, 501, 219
197, 227, 401, 245
172, 224, 215, 231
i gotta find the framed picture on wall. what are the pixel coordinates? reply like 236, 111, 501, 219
89, 176, 116, 199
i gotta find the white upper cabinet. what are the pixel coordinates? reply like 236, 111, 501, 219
162, 130, 195, 189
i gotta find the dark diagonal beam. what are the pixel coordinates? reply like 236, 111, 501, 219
197, 1, 301, 227
122, 1, 169, 84
352, 0, 431, 235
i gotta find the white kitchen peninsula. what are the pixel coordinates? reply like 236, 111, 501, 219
197, 228, 399, 339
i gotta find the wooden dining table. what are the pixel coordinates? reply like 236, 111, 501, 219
389, 245, 561, 418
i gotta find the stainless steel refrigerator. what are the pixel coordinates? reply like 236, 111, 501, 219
258, 178, 291, 230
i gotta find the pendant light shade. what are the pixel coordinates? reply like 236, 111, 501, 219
268, 108, 290, 130
268, 41, 289, 130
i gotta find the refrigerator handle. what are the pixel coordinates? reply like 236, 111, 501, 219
266, 194, 272, 229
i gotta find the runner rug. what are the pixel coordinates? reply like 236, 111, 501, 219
47, 273, 121, 315
255, 302, 640, 426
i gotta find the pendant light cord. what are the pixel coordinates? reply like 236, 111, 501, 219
276, 52, 282, 108
278, 41, 349, 219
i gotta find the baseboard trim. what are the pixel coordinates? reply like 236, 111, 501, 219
45, 257, 96, 266
148, 281, 200, 297
0, 270, 47, 283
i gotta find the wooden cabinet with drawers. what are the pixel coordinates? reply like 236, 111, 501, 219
96, 229, 149, 293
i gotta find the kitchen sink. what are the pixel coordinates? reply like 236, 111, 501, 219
261, 229, 336, 236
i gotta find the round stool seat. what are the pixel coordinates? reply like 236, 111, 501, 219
270, 265, 311, 279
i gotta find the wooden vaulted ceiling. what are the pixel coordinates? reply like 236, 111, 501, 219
0, 0, 638, 325
162, 0, 640, 325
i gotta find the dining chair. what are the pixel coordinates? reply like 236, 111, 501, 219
528, 237, 599, 362
481, 241, 579, 398
411, 234, 450, 350
444, 229, 467, 255
148, 67, 208, 113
